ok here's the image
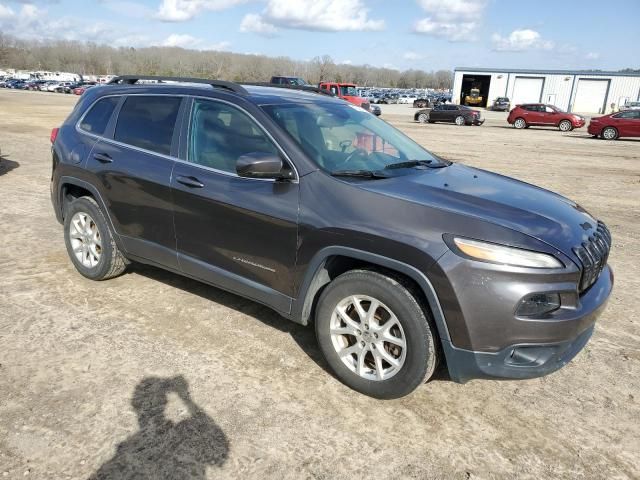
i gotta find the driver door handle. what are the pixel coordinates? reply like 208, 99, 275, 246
93, 152, 112, 163
176, 175, 204, 188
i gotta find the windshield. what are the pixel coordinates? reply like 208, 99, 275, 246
262, 102, 445, 174
340, 85, 358, 96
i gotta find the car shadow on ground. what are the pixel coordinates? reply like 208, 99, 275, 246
130, 263, 334, 377
0, 151, 19, 176
89, 375, 229, 480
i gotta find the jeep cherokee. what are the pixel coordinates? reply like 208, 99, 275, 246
50, 76, 613, 399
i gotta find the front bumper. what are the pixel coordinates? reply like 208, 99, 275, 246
431, 250, 613, 383
573, 119, 586, 128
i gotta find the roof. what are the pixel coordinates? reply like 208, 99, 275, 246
90, 80, 342, 106
454, 67, 640, 78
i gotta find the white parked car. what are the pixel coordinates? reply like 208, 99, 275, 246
621, 101, 640, 111
399, 95, 418, 104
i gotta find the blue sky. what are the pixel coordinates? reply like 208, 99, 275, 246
1, 0, 638, 71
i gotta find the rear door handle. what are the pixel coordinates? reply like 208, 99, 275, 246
94, 152, 112, 163
176, 175, 204, 188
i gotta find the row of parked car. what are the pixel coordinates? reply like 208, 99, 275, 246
413, 101, 640, 140
0, 78, 97, 95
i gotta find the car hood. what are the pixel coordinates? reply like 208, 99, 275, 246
358, 163, 597, 254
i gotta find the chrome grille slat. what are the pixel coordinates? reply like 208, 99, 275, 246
573, 221, 611, 292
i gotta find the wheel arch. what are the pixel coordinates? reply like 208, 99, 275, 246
292, 247, 451, 345
57, 176, 124, 250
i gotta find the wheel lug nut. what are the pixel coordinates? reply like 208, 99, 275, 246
364, 324, 369, 330
371, 344, 376, 349
360, 341, 365, 347
356, 330, 361, 335
374, 333, 378, 339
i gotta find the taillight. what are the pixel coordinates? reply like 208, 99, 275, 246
50, 127, 59, 144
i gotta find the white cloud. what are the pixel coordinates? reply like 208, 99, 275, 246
413, 0, 486, 42
162, 33, 202, 48
585, 51, 600, 60
241, 0, 384, 34
491, 29, 554, 51
240, 13, 279, 37
160, 34, 230, 50
339, 59, 353, 65
156, 0, 248, 22
0, 4, 15, 20
403, 51, 424, 61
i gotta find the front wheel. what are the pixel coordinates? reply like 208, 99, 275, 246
315, 270, 438, 399
558, 119, 573, 132
417, 112, 430, 124
602, 126, 618, 140
454, 115, 465, 126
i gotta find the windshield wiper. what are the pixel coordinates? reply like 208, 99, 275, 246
384, 160, 433, 170
330, 169, 389, 179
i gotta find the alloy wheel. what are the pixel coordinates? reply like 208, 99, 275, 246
330, 295, 407, 381
69, 211, 102, 268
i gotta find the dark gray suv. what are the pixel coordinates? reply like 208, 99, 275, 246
50, 76, 613, 398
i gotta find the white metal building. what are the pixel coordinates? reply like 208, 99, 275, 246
452, 68, 640, 114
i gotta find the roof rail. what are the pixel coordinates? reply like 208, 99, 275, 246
243, 82, 335, 97
107, 75, 248, 95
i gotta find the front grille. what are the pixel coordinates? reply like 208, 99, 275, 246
573, 221, 611, 292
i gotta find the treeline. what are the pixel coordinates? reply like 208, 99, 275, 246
0, 34, 452, 89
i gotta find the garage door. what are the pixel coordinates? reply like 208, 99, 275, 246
511, 77, 544, 106
573, 79, 609, 114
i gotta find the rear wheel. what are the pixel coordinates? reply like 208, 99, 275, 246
315, 270, 438, 399
64, 196, 128, 280
417, 113, 430, 124
455, 115, 465, 126
558, 119, 573, 132
513, 117, 527, 129
602, 126, 618, 140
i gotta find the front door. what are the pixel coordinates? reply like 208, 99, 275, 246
171, 98, 299, 313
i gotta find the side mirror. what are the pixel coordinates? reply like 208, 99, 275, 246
236, 152, 292, 180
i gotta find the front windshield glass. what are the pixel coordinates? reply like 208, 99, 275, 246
262, 102, 443, 173
340, 85, 357, 96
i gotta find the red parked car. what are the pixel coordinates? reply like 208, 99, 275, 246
588, 110, 640, 140
507, 104, 585, 131
73, 85, 94, 95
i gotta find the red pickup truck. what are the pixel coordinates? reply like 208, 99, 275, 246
319, 82, 371, 111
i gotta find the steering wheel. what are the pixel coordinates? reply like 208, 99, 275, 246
340, 148, 369, 168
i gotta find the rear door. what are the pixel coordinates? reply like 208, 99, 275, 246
523, 104, 543, 125
86, 94, 184, 268
171, 97, 299, 313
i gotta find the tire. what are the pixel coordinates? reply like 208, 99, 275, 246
513, 117, 527, 129
315, 269, 438, 399
454, 115, 465, 126
417, 113, 429, 124
601, 126, 618, 140
63, 196, 128, 280
558, 119, 573, 132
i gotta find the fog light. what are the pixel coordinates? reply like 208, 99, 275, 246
516, 293, 561, 317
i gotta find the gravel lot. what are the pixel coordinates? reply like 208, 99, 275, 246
0, 90, 638, 479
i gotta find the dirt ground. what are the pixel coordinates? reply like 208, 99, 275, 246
0, 89, 638, 480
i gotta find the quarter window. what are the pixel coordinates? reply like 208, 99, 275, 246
114, 96, 182, 156
80, 97, 119, 136
188, 99, 279, 173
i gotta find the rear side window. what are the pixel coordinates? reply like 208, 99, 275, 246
80, 97, 119, 136
114, 96, 182, 156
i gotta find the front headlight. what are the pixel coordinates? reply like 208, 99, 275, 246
452, 237, 563, 268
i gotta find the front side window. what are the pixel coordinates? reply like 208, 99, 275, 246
114, 96, 182, 156
262, 102, 444, 173
189, 99, 279, 173
80, 96, 119, 136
